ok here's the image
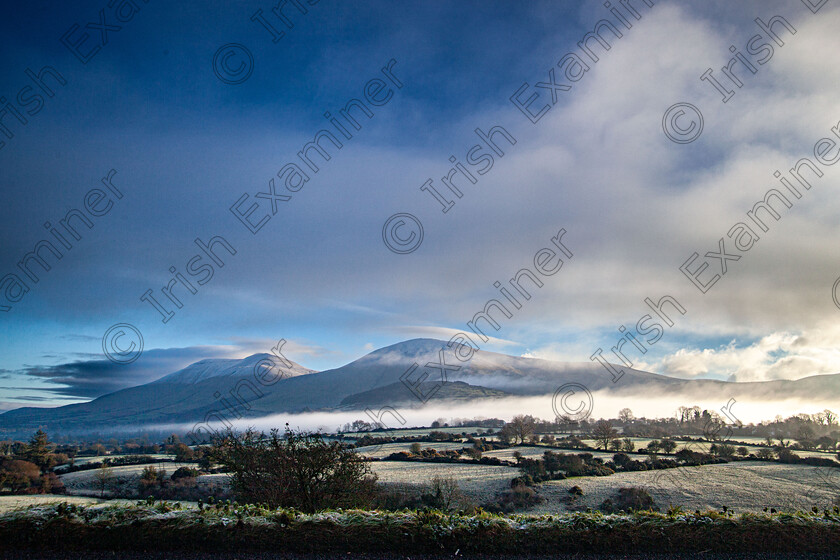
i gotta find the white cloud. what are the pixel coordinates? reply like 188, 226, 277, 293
639, 324, 840, 382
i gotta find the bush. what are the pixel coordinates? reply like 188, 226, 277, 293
0, 459, 41, 493
776, 448, 801, 463
484, 482, 543, 513
211, 426, 377, 512
600, 487, 657, 513
612, 453, 631, 468
171, 467, 200, 481
422, 476, 468, 511
756, 448, 774, 459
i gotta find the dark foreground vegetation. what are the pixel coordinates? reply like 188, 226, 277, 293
1, 502, 839, 554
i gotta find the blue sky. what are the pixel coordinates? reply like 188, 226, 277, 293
2, 0, 840, 410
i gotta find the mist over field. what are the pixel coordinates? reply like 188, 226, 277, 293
167, 393, 835, 435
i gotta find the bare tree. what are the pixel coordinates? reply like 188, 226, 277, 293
592, 420, 617, 450
211, 425, 377, 512
505, 415, 536, 444
618, 408, 634, 423
94, 462, 114, 498
427, 475, 465, 511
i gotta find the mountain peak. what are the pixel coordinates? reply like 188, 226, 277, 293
152, 352, 314, 385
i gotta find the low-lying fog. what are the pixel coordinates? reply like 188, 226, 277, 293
169, 391, 838, 435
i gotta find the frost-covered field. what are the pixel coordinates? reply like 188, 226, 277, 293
353, 441, 467, 458
199, 460, 519, 504
59, 462, 194, 495
579, 438, 837, 460
370, 461, 519, 503
0, 495, 139, 513
532, 462, 840, 514
65, 454, 174, 467
482, 446, 615, 461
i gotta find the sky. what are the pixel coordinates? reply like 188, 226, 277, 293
2, 0, 840, 412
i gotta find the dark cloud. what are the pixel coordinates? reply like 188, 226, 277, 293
16, 346, 250, 400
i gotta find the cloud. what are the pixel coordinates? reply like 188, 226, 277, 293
636, 324, 840, 382
13, 341, 307, 400
223, 337, 333, 364
390, 325, 521, 348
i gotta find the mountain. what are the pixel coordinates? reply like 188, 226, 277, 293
0, 353, 313, 437
1, 338, 839, 437
151, 354, 313, 385
339, 380, 513, 407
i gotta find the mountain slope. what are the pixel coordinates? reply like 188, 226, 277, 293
0, 353, 313, 435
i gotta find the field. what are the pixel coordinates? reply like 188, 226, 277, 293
533, 461, 840, 513
65, 454, 174, 467
578, 437, 837, 458
60, 462, 198, 496
0, 495, 138, 514
482, 446, 615, 461
52, 441, 840, 513
353, 441, 468, 458
370, 460, 520, 503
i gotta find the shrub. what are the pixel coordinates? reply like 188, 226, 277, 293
756, 448, 774, 459
776, 448, 801, 463
599, 487, 657, 513
0, 459, 41, 493
211, 425, 377, 512
484, 482, 543, 513
171, 467, 200, 481
423, 476, 467, 511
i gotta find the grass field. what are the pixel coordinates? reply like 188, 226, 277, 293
482, 446, 615, 461
533, 461, 840, 514
0, 495, 139, 514
59, 462, 197, 496
371, 461, 519, 504
353, 441, 468, 458
65, 454, 175, 467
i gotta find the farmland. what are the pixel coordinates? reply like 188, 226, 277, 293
47, 447, 840, 515
371, 460, 520, 504
533, 461, 840, 514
